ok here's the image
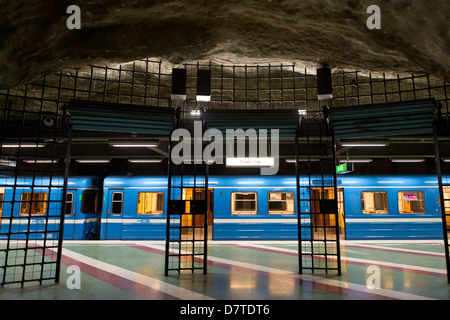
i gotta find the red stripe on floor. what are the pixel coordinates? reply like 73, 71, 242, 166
36, 247, 179, 300
129, 243, 397, 300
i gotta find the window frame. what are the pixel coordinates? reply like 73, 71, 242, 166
81, 190, 98, 214
0, 188, 4, 215
111, 191, 124, 215
267, 191, 295, 215
397, 190, 425, 214
65, 192, 74, 216
137, 191, 164, 215
19, 192, 48, 216
360, 191, 389, 214
231, 191, 258, 215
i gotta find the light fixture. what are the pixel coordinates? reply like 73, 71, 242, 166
110, 141, 159, 148
190, 110, 201, 116
391, 158, 425, 163
340, 140, 388, 147
171, 68, 187, 101
76, 159, 111, 163
128, 158, 163, 163
317, 67, 333, 100
285, 158, 320, 162
23, 159, 58, 164
0, 159, 17, 167
2, 143, 45, 148
196, 69, 211, 102
340, 159, 373, 163
298, 109, 307, 115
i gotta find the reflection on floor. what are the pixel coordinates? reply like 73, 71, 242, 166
1, 240, 450, 300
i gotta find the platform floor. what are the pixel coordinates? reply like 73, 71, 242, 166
1, 240, 450, 300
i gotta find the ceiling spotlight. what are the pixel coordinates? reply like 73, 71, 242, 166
171, 68, 187, 101
317, 67, 333, 100
196, 69, 211, 102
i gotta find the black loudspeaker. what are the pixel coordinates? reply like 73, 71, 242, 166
196, 69, 211, 97
168, 200, 186, 215
319, 199, 337, 215
171, 68, 187, 100
317, 67, 332, 100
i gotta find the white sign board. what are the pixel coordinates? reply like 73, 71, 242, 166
226, 157, 274, 167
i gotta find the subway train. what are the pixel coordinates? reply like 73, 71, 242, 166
0, 176, 103, 241
0, 175, 447, 241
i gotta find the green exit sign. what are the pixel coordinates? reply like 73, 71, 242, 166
336, 163, 353, 174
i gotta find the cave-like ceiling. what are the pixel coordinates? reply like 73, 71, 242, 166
0, 0, 449, 89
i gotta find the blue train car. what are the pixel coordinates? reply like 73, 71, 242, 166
64, 176, 103, 240
98, 174, 446, 241
100, 176, 167, 240
99, 175, 312, 240
211, 175, 304, 240
340, 175, 443, 240
0, 176, 102, 240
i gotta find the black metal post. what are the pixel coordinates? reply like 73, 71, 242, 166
295, 130, 302, 274
55, 126, 72, 283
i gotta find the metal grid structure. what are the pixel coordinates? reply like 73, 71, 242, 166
0, 80, 70, 287
2, 60, 447, 116
165, 111, 209, 275
0, 59, 449, 281
295, 101, 341, 275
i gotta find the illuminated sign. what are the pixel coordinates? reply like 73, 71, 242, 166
226, 157, 274, 167
336, 163, 353, 174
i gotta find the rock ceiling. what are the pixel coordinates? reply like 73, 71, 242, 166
0, 0, 449, 89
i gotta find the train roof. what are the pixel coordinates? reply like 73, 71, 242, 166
103, 175, 441, 188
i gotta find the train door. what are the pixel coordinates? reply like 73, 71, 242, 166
312, 188, 345, 237
105, 189, 124, 239
208, 189, 214, 240
182, 188, 214, 240
442, 187, 450, 229
63, 189, 76, 239
0, 188, 4, 228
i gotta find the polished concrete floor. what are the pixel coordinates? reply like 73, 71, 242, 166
1, 240, 450, 300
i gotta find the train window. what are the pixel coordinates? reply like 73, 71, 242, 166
81, 190, 98, 214
65, 192, 74, 216
19, 192, 47, 216
398, 191, 425, 214
231, 192, 257, 215
361, 191, 388, 214
111, 192, 123, 215
268, 192, 294, 214
137, 192, 164, 215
